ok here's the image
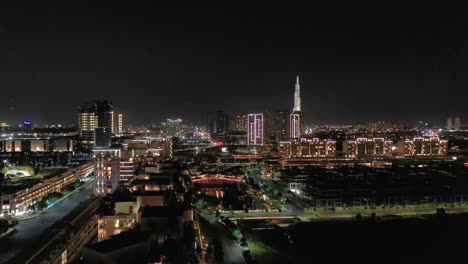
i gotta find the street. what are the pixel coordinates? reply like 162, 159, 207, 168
0, 180, 94, 264
199, 212, 245, 264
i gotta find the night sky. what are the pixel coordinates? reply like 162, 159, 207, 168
0, 6, 467, 126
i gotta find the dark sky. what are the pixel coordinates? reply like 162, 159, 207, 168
0, 6, 467, 126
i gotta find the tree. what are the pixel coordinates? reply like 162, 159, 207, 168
232, 229, 241, 239
36, 199, 48, 210
0, 219, 9, 233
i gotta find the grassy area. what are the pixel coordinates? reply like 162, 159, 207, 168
247, 240, 286, 264
8, 168, 67, 184
36, 168, 67, 179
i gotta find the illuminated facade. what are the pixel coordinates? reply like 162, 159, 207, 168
447, 117, 462, 131
344, 138, 393, 157
0, 138, 74, 152
290, 76, 304, 137
78, 100, 113, 148
289, 113, 300, 138
247, 113, 264, 145
279, 138, 337, 158
111, 112, 123, 134
119, 160, 134, 186
398, 137, 448, 156
94, 149, 121, 195
79, 111, 97, 145
233, 114, 247, 131
2, 162, 94, 214
293, 75, 301, 112
118, 113, 123, 134
454, 117, 461, 130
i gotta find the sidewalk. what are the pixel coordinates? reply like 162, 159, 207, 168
0, 227, 16, 239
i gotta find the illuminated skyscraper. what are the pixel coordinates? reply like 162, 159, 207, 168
79, 100, 113, 148
111, 112, 123, 134
290, 76, 304, 137
247, 113, 264, 145
289, 113, 300, 138
293, 75, 301, 112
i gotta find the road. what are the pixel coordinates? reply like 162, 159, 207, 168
0, 180, 94, 264
199, 212, 245, 264
220, 211, 296, 219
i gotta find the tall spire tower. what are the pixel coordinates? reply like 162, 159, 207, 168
289, 75, 303, 138
293, 75, 301, 112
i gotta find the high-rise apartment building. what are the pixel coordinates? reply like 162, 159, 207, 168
161, 119, 184, 136
78, 100, 113, 148
232, 114, 247, 132
454, 117, 461, 130
275, 110, 290, 141
112, 113, 123, 134
207, 111, 229, 134
447, 117, 462, 131
447, 117, 453, 130
247, 113, 264, 145
94, 149, 121, 195
289, 113, 301, 138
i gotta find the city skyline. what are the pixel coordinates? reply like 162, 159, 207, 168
1, 7, 467, 125
3, 6, 468, 264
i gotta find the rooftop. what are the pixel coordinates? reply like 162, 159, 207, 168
86, 230, 149, 253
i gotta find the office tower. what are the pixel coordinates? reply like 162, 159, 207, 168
94, 149, 121, 195
247, 113, 264, 145
289, 113, 300, 138
454, 117, 461, 130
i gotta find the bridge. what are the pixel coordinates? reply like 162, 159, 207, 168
191, 174, 244, 184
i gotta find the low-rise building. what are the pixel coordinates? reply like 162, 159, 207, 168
2, 162, 94, 214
